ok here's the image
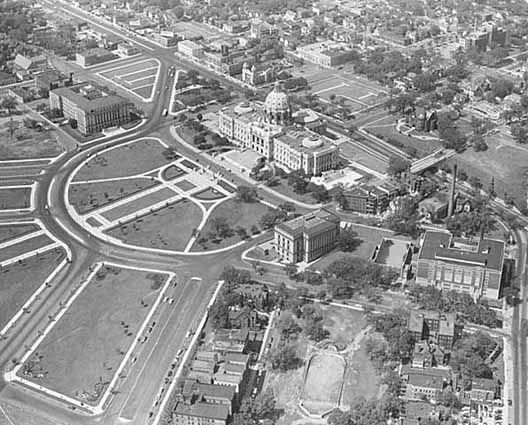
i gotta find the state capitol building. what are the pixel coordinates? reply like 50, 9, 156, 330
218, 83, 339, 176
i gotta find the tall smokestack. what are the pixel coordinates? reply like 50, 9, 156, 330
447, 163, 457, 217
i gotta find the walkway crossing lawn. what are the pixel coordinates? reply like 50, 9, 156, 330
0, 249, 65, 331
101, 187, 177, 222
191, 199, 270, 251
0, 223, 39, 243
0, 187, 32, 210
73, 139, 171, 182
20, 265, 168, 403
69, 178, 159, 215
106, 199, 203, 251
0, 234, 55, 263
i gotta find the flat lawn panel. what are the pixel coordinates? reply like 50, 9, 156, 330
0, 223, 39, 243
193, 187, 225, 201
73, 139, 170, 181
129, 76, 155, 88
173, 179, 196, 191
107, 199, 202, 251
0, 249, 65, 330
0, 187, 32, 210
101, 187, 176, 222
0, 234, 54, 263
132, 86, 153, 99
69, 178, 159, 214
21, 265, 167, 402
100, 60, 158, 78
191, 199, 270, 251
120, 69, 157, 82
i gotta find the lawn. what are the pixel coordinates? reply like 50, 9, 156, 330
271, 180, 318, 205
0, 249, 65, 331
0, 116, 63, 159
0, 187, 32, 210
301, 353, 345, 416
191, 199, 270, 251
161, 165, 185, 180
193, 187, 226, 201
448, 133, 528, 209
174, 179, 196, 192
0, 223, 39, 243
20, 265, 168, 403
106, 199, 202, 251
68, 178, 159, 214
101, 187, 177, 222
364, 115, 441, 158
0, 234, 54, 263
73, 139, 171, 182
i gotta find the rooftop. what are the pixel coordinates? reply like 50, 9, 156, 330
418, 231, 504, 272
51, 82, 131, 112
275, 127, 337, 154
174, 401, 229, 421
275, 208, 340, 238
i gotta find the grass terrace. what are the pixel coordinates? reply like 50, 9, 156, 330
191, 199, 270, 251
0, 223, 39, 243
0, 234, 54, 263
20, 265, 168, 403
106, 199, 202, 251
193, 187, 226, 201
161, 165, 186, 181
0, 248, 65, 331
68, 178, 159, 215
73, 139, 171, 182
0, 187, 32, 210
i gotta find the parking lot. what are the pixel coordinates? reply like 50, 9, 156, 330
98, 58, 161, 102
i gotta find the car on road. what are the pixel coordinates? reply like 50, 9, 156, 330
168, 298, 174, 304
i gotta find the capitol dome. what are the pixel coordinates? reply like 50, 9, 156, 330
264, 82, 292, 125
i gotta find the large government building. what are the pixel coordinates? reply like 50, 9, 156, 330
50, 82, 133, 135
415, 230, 505, 300
274, 209, 340, 264
218, 83, 339, 175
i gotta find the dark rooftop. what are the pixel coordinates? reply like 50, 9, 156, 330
275, 208, 340, 238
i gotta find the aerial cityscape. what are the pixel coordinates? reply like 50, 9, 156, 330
0, 0, 527, 424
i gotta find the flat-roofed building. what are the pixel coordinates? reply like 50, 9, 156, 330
76, 48, 118, 67
178, 40, 204, 58
407, 310, 456, 349
275, 209, 340, 264
415, 230, 505, 300
173, 402, 229, 425
274, 129, 338, 175
49, 82, 132, 135
343, 182, 399, 215
296, 41, 358, 67
400, 366, 452, 402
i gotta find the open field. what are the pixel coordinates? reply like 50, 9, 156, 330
321, 305, 367, 348
191, 199, 270, 251
73, 139, 170, 182
363, 115, 441, 158
101, 187, 176, 222
308, 72, 385, 108
301, 353, 345, 416
69, 178, 159, 214
20, 265, 168, 403
448, 132, 528, 209
0, 234, 54, 263
0, 249, 65, 331
0, 223, 39, 243
0, 187, 32, 210
0, 115, 63, 160
106, 199, 202, 251
98, 58, 159, 101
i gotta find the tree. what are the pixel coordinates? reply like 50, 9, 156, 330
69, 118, 77, 129
386, 196, 419, 237
271, 345, 301, 371
306, 182, 329, 202
210, 216, 233, 238
387, 156, 410, 177
236, 185, 258, 202
260, 209, 287, 230
277, 312, 301, 340
336, 228, 362, 252
220, 266, 252, 286
1, 96, 18, 140
511, 124, 528, 144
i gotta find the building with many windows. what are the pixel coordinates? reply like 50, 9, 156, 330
407, 310, 457, 349
274, 209, 340, 264
296, 41, 358, 67
217, 83, 339, 175
415, 230, 505, 300
50, 82, 133, 135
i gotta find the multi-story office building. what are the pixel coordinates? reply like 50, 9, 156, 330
50, 82, 133, 135
296, 41, 358, 67
415, 230, 505, 300
274, 209, 340, 264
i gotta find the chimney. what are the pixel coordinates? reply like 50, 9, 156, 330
447, 163, 457, 217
